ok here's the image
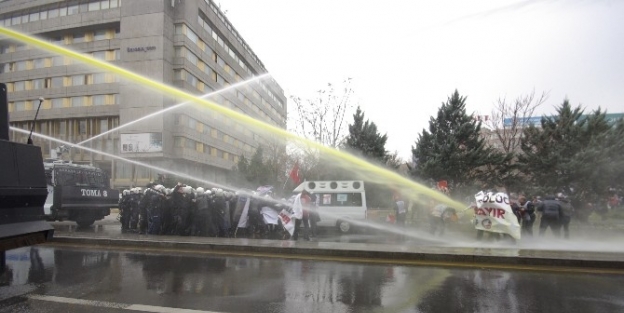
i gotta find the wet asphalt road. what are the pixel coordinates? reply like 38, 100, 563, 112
1, 245, 624, 313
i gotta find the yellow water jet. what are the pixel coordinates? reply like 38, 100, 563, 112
0, 26, 465, 210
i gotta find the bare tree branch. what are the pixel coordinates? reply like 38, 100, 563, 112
289, 79, 355, 149
485, 89, 549, 154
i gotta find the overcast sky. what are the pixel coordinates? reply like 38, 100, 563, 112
219, 0, 624, 159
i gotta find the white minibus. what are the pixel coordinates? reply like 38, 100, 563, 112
293, 180, 366, 233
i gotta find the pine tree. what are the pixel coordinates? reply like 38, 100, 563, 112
519, 100, 624, 202
411, 90, 498, 192
344, 106, 389, 163
231, 148, 271, 188
343, 106, 393, 207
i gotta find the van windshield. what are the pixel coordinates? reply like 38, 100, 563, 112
53, 167, 109, 188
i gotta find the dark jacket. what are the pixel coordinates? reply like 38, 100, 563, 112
537, 196, 562, 219
559, 199, 574, 217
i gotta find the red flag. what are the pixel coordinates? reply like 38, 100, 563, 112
289, 162, 300, 185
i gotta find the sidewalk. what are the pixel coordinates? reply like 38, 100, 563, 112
48, 231, 624, 271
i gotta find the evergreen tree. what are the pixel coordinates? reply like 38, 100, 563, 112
231, 148, 271, 188
344, 106, 389, 163
411, 90, 500, 192
343, 106, 393, 207
519, 100, 624, 202
247, 147, 269, 186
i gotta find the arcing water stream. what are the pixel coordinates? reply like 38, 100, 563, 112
75, 73, 271, 146
12, 126, 451, 243
5, 26, 624, 252
0, 26, 465, 211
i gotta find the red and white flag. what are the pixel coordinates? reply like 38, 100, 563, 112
289, 162, 300, 185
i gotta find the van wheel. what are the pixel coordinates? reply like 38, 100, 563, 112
75, 218, 96, 228
337, 220, 351, 233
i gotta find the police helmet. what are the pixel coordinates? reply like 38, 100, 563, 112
196, 187, 205, 194
122, 189, 129, 196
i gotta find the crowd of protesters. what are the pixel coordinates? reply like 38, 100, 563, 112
118, 181, 622, 243
402, 182, 624, 242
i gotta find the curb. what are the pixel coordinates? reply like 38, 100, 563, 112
48, 235, 624, 271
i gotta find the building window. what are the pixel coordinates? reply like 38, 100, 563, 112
29, 12, 39, 22
51, 98, 63, 109
99, 119, 108, 132
185, 139, 194, 149
186, 29, 199, 44
73, 34, 85, 44
79, 120, 87, 134
115, 162, 130, 179
68, 5, 80, 15
93, 73, 106, 84
15, 61, 27, 71
58, 121, 66, 135
51, 77, 64, 88
175, 24, 184, 35
92, 51, 106, 60
71, 96, 83, 107
72, 75, 85, 86
93, 95, 106, 105
13, 81, 25, 91
185, 73, 198, 87
33, 79, 45, 90
52, 56, 64, 66
15, 101, 25, 111
88, 2, 101, 11
33, 58, 45, 69
94, 30, 107, 41
48, 8, 59, 18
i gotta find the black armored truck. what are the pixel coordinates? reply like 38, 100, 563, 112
0, 83, 54, 268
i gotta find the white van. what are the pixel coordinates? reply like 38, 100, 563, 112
293, 181, 367, 233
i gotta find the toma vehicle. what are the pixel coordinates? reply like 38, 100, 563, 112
0, 83, 54, 268
43, 160, 119, 227
293, 181, 367, 233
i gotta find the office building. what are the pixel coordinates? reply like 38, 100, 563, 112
0, 0, 287, 187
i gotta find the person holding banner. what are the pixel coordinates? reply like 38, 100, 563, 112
473, 191, 521, 242
518, 196, 536, 236
291, 190, 311, 241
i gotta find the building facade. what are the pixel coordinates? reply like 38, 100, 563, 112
481, 112, 624, 153
0, 0, 287, 188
